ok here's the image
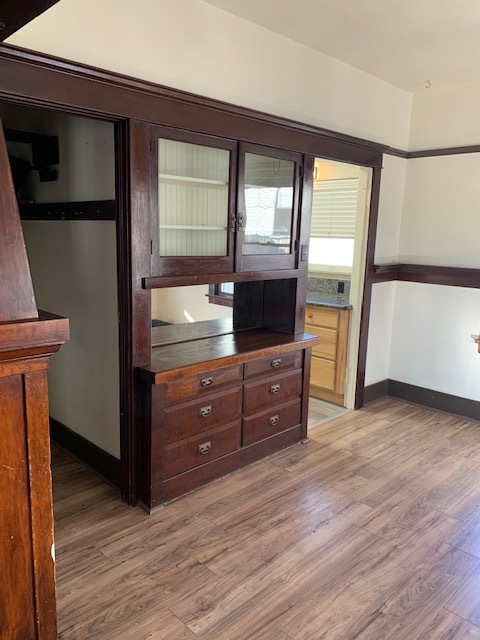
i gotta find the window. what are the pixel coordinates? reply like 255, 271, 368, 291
309, 177, 359, 273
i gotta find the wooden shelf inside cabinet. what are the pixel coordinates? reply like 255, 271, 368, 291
19, 200, 116, 221
159, 174, 228, 189
159, 224, 227, 231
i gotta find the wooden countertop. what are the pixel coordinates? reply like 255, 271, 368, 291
138, 329, 319, 384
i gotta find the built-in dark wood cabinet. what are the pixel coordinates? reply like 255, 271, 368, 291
149, 126, 303, 277
138, 331, 316, 511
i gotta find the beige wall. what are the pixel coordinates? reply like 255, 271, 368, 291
7, 0, 412, 150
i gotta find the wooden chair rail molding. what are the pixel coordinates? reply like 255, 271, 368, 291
373, 263, 480, 288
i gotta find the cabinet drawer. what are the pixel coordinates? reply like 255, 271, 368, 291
164, 364, 243, 405
244, 350, 302, 379
163, 421, 241, 478
305, 306, 339, 329
243, 398, 301, 446
310, 356, 335, 391
305, 324, 337, 359
164, 387, 242, 444
244, 370, 302, 414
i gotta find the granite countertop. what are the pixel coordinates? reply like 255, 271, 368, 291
306, 294, 352, 310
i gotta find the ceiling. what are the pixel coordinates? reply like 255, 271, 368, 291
202, 0, 480, 93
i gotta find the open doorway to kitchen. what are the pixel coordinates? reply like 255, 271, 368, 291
307, 158, 372, 427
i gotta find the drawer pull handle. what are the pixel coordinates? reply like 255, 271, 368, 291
269, 415, 279, 426
198, 441, 212, 455
271, 358, 282, 368
270, 384, 281, 394
199, 405, 212, 417
201, 377, 213, 387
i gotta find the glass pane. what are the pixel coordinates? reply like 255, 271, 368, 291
158, 139, 230, 257
242, 153, 294, 255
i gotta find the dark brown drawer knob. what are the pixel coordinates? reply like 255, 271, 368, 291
270, 384, 281, 394
201, 376, 213, 387
269, 415, 279, 426
199, 405, 212, 417
271, 358, 282, 368
198, 441, 212, 455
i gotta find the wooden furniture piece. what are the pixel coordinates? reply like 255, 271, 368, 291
139, 330, 317, 510
0, 121, 69, 639
305, 304, 350, 405
149, 125, 302, 277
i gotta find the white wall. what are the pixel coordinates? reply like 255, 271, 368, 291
23, 221, 120, 457
390, 282, 480, 401
365, 282, 396, 386
7, 0, 412, 150
400, 154, 480, 267
2, 104, 120, 457
410, 82, 480, 151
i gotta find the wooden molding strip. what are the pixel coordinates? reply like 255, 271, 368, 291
364, 378, 480, 422
385, 144, 480, 160
50, 417, 121, 488
19, 200, 116, 221
373, 263, 480, 288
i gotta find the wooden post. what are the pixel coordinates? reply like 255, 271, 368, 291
0, 120, 69, 639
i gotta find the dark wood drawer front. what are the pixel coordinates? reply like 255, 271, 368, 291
164, 387, 242, 444
243, 398, 301, 446
244, 351, 302, 379
244, 370, 303, 414
164, 364, 243, 405
163, 421, 241, 478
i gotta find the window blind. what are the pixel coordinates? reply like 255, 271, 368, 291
311, 177, 359, 238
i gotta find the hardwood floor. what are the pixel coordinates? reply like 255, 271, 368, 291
53, 398, 480, 639
307, 396, 350, 429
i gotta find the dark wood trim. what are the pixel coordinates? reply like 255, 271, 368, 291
19, 199, 116, 221
385, 147, 408, 159
408, 145, 480, 159
364, 379, 389, 404
143, 270, 301, 289
0, 45, 385, 167
385, 144, 480, 160
0, 1, 60, 41
355, 166, 382, 409
50, 417, 121, 488
373, 262, 480, 288
388, 380, 480, 422
372, 263, 401, 283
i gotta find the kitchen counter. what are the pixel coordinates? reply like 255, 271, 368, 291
306, 294, 352, 310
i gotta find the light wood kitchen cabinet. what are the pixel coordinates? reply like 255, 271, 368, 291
305, 304, 350, 406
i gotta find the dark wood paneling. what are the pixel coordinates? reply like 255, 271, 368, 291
0, 45, 385, 167
355, 166, 382, 409
388, 380, 480, 422
19, 200, 116, 220
0, 120, 37, 321
50, 418, 121, 488
372, 263, 480, 288
262, 279, 297, 334
0, 0, 59, 41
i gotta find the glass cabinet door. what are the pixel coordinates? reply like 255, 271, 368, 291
236, 143, 301, 272
152, 127, 237, 276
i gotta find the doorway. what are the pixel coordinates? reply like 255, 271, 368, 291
306, 157, 372, 421
0, 101, 122, 486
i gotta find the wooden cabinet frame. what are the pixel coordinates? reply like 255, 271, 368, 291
0, 43, 383, 506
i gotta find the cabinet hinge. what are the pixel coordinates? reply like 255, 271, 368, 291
150, 240, 153, 254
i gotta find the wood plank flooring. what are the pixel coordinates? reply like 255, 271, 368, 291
53, 398, 480, 639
